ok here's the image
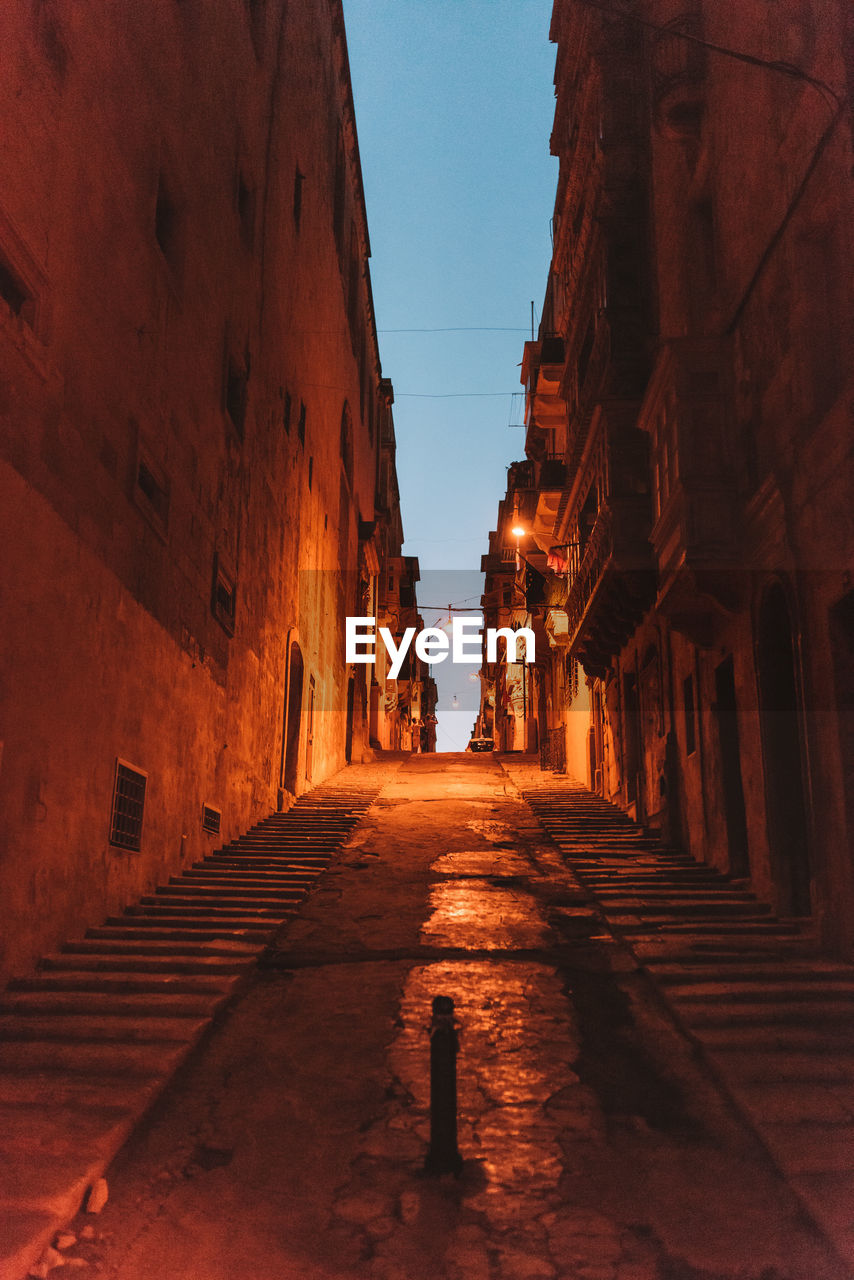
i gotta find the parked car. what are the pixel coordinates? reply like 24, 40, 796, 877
468, 736, 495, 752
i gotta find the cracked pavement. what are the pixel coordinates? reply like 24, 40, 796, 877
65, 754, 850, 1280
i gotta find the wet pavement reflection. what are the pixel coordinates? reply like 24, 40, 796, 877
76, 754, 850, 1280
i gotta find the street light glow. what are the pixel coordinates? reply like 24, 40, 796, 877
511, 525, 526, 538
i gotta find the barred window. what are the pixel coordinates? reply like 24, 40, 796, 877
202, 804, 222, 834
109, 760, 147, 851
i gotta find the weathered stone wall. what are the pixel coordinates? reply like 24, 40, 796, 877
0, 0, 389, 980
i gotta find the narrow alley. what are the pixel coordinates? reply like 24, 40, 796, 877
44, 754, 851, 1280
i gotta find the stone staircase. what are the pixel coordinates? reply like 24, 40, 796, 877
0, 772, 385, 1280
520, 778, 854, 1274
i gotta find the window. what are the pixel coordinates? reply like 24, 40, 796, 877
134, 442, 170, 537
340, 403, 353, 486
333, 136, 346, 259
684, 674, 697, 755
212, 554, 236, 635
0, 257, 30, 321
293, 168, 304, 231
283, 389, 292, 434
109, 760, 147, 851
202, 804, 222, 835
566, 655, 580, 702
0, 232, 43, 335
298, 400, 306, 445
577, 319, 595, 390
308, 456, 313, 491
347, 222, 360, 349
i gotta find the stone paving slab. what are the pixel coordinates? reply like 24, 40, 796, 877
44, 753, 853, 1280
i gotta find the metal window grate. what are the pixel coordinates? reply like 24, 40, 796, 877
202, 804, 221, 835
109, 760, 147, 851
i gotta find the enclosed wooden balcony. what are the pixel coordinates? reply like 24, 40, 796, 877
563, 497, 655, 678
640, 338, 740, 645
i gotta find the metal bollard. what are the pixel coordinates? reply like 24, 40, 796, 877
424, 994, 463, 1175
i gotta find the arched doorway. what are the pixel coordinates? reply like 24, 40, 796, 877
622, 672, 642, 815
714, 655, 750, 878
345, 675, 355, 764
756, 584, 811, 915
283, 641, 304, 795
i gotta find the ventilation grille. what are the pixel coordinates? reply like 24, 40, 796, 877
202, 804, 222, 835
109, 760, 147, 851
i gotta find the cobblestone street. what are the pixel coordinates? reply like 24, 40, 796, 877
58, 754, 849, 1280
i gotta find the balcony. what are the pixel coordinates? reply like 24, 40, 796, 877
559, 400, 655, 676
640, 338, 740, 645
564, 499, 655, 678
563, 316, 612, 472
507, 459, 536, 492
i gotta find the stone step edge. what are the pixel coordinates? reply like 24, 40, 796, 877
0, 763, 393, 1280
505, 760, 854, 1278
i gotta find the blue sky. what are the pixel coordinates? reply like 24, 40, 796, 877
344, 0, 558, 748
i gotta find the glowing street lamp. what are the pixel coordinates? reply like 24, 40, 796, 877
511, 524, 526, 571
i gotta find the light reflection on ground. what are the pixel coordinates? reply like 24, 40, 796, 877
421, 882, 548, 951
389, 960, 582, 1216
430, 850, 533, 878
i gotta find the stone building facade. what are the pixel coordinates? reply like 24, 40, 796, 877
0, 0, 417, 982
485, 0, 854, 954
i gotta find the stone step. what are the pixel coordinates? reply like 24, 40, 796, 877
734, 1081, 854, 1126
648, 920, 797, 934
595, 900, 770, 917
0, 1038, 189, 1078
8, 970, 237, 996
211, 847, 331, 859
208, 861, 330, 874
129, 901, 293, 918
0, 771, 384, 1280
39, 952, 252, 976
0, 1072, 157, 1111
91, 921, 275, 941
694, 1024, 854, 1052
651, 962, 854, 984
184, 868, 318, 882
717, 1054, 854, 1095
675, 999, 854, 1027
666, 982, 854, 1004
168, 878, 312, 894
98, 916, 277, 936
161, 881, 306, 900
592, 888, 758, 902
228, 836, 340, 846
582, 875, 728, 887
0, 1099, 131, 1145
64, 938, 259, 958
0, 1013, 206, 1044
0, 987, 225, 1019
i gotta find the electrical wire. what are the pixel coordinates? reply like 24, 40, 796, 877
577, 0, 843, 110
576, 0, 848, 337
395, 391, 520, 399
379, 327, 529, 334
